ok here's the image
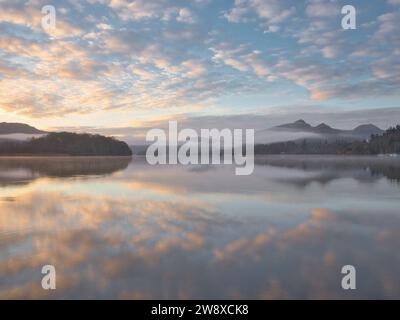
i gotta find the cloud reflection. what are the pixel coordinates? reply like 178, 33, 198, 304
1, 156, 400, 299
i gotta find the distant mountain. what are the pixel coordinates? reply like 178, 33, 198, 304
270, 120, 383, 139
352, 124, 384, 136
0, 122, 46, 135
255, 125, 400, 155
275, 119, 312, 131
313, 123, 341, 134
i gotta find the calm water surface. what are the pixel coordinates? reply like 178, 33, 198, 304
1, 155, 400, 299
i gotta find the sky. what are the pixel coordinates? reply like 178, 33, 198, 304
0, 0, 399, 142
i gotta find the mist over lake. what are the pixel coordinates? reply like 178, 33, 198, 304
1, 156, 399, 299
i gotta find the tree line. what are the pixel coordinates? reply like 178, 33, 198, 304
255, 125, 400, 155
0, 132, 132, 156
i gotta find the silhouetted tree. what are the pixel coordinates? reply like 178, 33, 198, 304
0, 132, 132, 156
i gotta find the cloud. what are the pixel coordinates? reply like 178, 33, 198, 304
225, 0, 295, 25
107, 0, 198, 23
224, 5, 250, 23
211, 44, 270, 78
176, 8, 197, 24
181, 59, 207, 78
0, 0, 399, 119
374, 11, 400, 40
108, 0, 174, 21
305, 0, 339, 18
321, 45, 340, 59
243, 50, 270, 77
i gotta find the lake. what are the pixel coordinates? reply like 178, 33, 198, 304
0, 155, 400, 299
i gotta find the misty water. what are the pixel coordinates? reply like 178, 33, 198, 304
0, 155, 400, 299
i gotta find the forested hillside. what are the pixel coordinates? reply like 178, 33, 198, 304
255, 125, 400, 155
0, 132, 132, 156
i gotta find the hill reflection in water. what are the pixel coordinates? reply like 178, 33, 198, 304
0, 157, 132, 186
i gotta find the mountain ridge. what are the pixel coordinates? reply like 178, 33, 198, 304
271, 119, 384, 138
0, 122, 47, 135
